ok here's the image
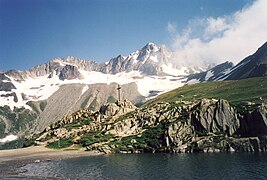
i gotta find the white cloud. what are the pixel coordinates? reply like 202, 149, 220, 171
168, 0, 267, 65
204, 17, 231, 37
166, 22, 177, 33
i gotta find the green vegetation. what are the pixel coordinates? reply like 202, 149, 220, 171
83, 118, 92, 125
107, 95, 117, 103
109, 122, 167, 152
14, 112, 37, 132
0, 120, 6, 138
26, 101, 40, 113
89, 98, 98, 111
23, 138, 37, 147
64, 118, 92, 131
23, 133, 42, 147
0, 106, 37, 134
0, 106, 16, 122
0, 138, 26, 150
46, 137, 74, 149
39, 100, 47, 111
145, 77, 267, 107
13, 93, 18, 103
80, 132, 115, 146
81, 95, 91, 109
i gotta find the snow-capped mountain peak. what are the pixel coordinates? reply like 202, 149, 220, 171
0, 42, 213, 111
141, 42, 160, 53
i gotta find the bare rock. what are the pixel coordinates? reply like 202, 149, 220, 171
189, 99, 240, 136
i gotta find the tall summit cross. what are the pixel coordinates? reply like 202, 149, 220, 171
117, 84, 122, 105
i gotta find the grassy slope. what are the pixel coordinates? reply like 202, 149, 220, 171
145, 76, 267, 107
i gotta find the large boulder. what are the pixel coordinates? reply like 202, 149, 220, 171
99, 99, 136, 117
99, 103, 120, 116
167, 121, 194, 147
189, 99, 240, 136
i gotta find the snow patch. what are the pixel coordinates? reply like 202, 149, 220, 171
161, 64, 189, 76
0, 135, 17, 143
187, 78, 200, 84
205, 70, 214, 81
136, 76, 186, 97
150, 55, 158, 63
1, 68, 187, 109
4, 73, 60, 110
217, 61, 248, 81
82, 85, 89, 95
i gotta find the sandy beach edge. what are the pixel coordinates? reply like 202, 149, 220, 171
0, 146, 103, 177
0, 146, 102, 162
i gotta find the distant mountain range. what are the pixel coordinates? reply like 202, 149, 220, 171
0, 41, 266, 145
0, 43, 212, 115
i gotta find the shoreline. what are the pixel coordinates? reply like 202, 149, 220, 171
0, 146, 102, 163
0, 146, 103, 177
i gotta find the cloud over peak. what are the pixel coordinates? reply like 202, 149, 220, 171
167, 0, 267, 65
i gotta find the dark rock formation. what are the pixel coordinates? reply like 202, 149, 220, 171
59, 65, 84, 80
239, 104, 267, 137
189, 99, 240, 136
187, 61, 234, 82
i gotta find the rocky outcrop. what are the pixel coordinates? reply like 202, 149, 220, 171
100, 103, 120, 116
34, 82, 144, 131
27, 98, 267, 153
100, 100, 137, 117
189, 99, 240, 136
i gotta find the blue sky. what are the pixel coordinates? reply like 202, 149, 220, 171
0, 0, 262, 70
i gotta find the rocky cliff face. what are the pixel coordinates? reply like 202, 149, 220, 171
189, 99, 240, 136
27, 98, 267, 153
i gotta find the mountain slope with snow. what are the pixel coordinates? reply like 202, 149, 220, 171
1, 43, 212, 111
1, 41, 267, 148
1, 42, 212, 143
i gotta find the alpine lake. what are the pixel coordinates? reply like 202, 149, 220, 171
5, 152, 267, 179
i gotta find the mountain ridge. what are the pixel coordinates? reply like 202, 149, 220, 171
1, 41, 267, 148
187, 41, 267, 82
0, 42, 201, 143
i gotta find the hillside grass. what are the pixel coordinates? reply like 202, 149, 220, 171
46, 137, 74, 149
144, 76, 267, 107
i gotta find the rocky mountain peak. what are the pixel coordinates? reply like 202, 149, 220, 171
137, 43, 160, 60
58, 64, 84, 81
141, 42, 160, 53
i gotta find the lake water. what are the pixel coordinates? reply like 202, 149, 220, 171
18, 153, 267, 179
